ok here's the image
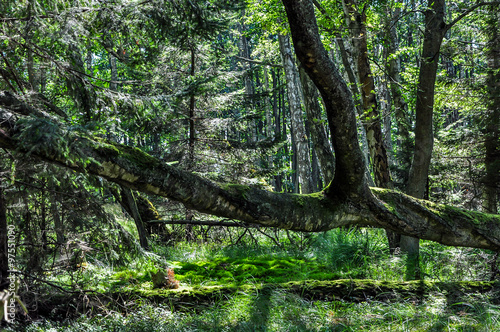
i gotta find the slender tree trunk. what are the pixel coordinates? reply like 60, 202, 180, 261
278, 34, 313, 194
341, 0, 399, 251
264, 66, 272, 138
109, 54, 118, 91
330, 34, 372, 183
407, 0, 446, 198
40, 185, 48, 251
402, 0, 447, 279
383, 1, 412, 251
298, 65, 335, 186
238, 16, 257, 142
484, 4, 500, 214
50, 192, 65, 246
342, 0, 392, 190
188, 48, 196, 165
378, 68, 392, 166
26, 0, 38, 93
273, 69, 283, 192
311, 147, 322, 191
185, 47, 197, 241
384, 2, 412, 187
121, 187, 149, 249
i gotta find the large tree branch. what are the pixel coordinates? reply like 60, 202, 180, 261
0, 104, 365, 232
446, 2, 500, 31
0, 100, 499, 250
281, 0, 367, 197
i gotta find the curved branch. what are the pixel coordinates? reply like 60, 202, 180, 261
281, 0, 367, 196
0, 102, 499, 250
447, 2, 500, 31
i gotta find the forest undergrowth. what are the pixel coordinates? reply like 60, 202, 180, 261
4, 209, 500, 332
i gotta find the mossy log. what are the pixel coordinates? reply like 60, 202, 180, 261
0, 96, 499, 250
27, 279, 500, 319
118, 280, 500, 305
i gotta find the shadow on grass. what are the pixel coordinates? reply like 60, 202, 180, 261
232, 285, 273, 331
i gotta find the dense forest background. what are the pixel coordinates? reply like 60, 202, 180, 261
0, 0, 499, 330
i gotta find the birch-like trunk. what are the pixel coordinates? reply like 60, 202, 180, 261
384, 2, 412, 187
278, 34, 313, 194
341, 0, 392, 190
298, 65, 335, 186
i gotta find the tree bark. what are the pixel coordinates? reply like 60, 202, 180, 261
407, 0, 446, 199
109, 53, 118, 92
50, 192, 65, 246
238, 16, 257, 142
298, 65, 335, 186
341, 0, 392, 190
340, 0, 400, 251
120, 186, 149, 249
384, 2, 412, 187
278, 34, 313, 194
186, 47, 197, 241
0, 96, 500, 249
401, 0, 448, 270
280, 2, 367, 197
484, 3, 500, 214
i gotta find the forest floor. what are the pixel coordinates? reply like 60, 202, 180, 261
4, 213, 500, 331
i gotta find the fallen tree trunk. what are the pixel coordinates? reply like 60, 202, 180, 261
0, 99, 499, 250
23, 279, 500, 319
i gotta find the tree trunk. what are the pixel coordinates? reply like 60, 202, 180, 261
50, 192, 65, 246
341, 0, 392, 190
121, 187, 149, 249
384, 2, 412, 188
186, 47, 197, 241
484, 3, 500, 214
402, 0, 448, 279
109, 53, 118, 92
341, 0, 399, 251
273, 69, 283, 192
238, 16, 257, 142
68, 44, 93, 122
298, 65, 335, 186
278, 34, 313, 194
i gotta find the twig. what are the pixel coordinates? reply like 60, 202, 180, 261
8, 270, 97, 294
255, 228, 282, 247
147, 219, 261, 228
234, 229, 248, 245
214, 47, 282, 68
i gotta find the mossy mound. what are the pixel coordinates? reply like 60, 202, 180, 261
172, 256, 346, 285
110, 279, 500, 308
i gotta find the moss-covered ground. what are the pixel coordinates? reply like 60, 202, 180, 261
7, 227, 500, 331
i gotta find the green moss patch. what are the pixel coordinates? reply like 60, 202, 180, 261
172, 256, 340, 285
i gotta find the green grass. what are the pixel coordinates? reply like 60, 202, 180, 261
8, 227, 500, 331
7, 290, 500, 331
